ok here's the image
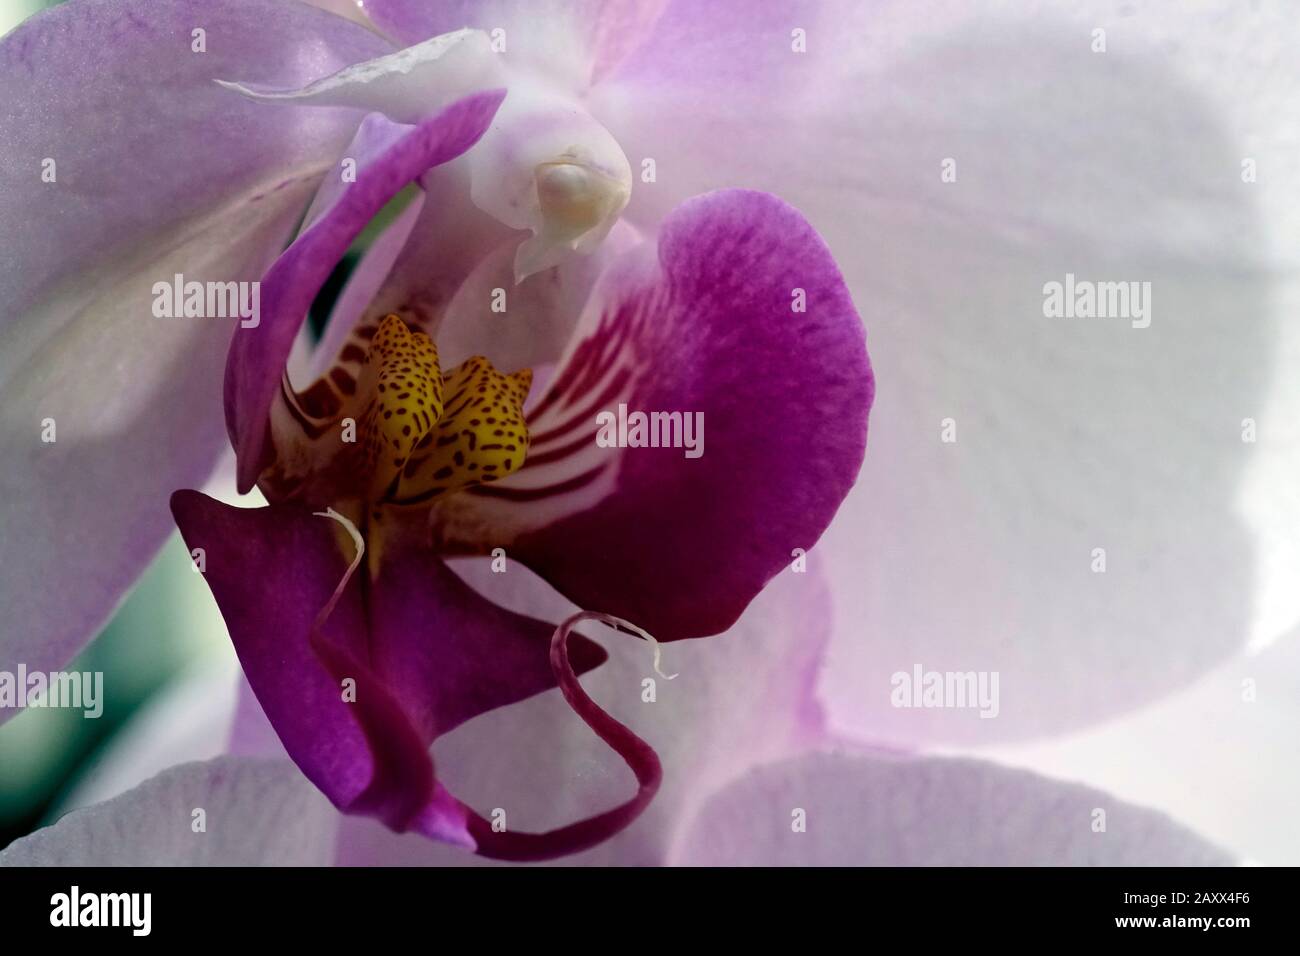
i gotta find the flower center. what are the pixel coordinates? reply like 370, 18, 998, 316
358, 315, 533, 506
355, 314, 445, 501
265, 314, 532, 509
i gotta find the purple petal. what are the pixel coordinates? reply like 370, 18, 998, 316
170, 489, 607, 849
171, 490, 437, 832
579, 0, 1300, 742
672, 751, 1234, 866
367, 534, 607, 740
224, 91, 506, 493
433, 189, 873, 641
0, 0, 392, 714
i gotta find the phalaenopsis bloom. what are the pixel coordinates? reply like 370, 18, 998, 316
7, 0, 873, 861
4, 0, 1295, 867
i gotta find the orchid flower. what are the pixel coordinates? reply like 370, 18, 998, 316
3, 0, 1298, 868
3, 0, 873, 861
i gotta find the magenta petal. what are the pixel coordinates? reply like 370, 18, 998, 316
170, 489, 608, 848
455, 189, 873, 641
170, 490, 441, 833
367, 538, 607, 740
224, 91, 506, 493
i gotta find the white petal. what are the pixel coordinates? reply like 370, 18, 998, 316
585, 0, 1300, 743
670, 751, 1233, 866
0, 757, 337, 866
978, 629, 1300, 865
217, 28, 500, 124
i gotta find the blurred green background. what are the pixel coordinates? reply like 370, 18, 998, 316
0, 540, 231, 848
0, 0, 49, 37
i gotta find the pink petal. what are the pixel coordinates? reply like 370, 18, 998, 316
170, 490, 610, 851
432, 189, 873, 642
